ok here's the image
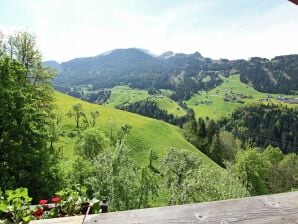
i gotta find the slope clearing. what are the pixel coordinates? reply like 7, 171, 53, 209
105, 86, 150, 107
153, 96, 186, 117
186, 75, 298, 120
105, 86, 186, 117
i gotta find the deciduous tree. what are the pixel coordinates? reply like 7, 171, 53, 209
67, 103, 86, 128
231, 148, 270, 195
0, 32, 60, 200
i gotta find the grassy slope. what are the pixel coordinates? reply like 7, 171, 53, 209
186, 75, 298, 120
105, 86, 150, 107
54, 91, 217, 171
105, 86, 186, 117
151, 96, 186, 117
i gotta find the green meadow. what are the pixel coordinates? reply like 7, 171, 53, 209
105, 86, 150, 107
186, 75, 298, 120
153, 96, 186, 117
105, 86, 186, 117
54, 91, 217, 172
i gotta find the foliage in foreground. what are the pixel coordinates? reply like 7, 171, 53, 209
0, 32, 61, 200
0, 186, 100, 223
183, 111, 298, 196
0, 188, 34, 224
230, 146, 298, 195
162, 148, 248, 205
69, 127, 248, 211
71, 130, 160, 211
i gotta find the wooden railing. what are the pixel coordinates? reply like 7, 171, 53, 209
32, 191, 298, 224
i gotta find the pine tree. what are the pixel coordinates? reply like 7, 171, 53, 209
209, 134, 223, 166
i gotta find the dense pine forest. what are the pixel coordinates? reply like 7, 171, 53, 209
220, 104, 298, 154
236, 56, 298, 94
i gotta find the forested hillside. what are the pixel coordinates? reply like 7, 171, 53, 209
116, 99, 189, 126
219, 104, 298, 154
233, 55, 298, 94
46, 49, 298, 102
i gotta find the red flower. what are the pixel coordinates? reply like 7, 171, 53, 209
52, 197, 61, 203
39, 199, 48, 205
34, 208, 44, 219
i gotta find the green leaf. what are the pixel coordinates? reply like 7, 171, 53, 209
22, 215, 34, 223
6, 188, 31, 202
48, 207, 59, 218
0, 200, 8, 212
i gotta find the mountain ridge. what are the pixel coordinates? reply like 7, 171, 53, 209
44, 49, 298, 65
44, 48, 298, 98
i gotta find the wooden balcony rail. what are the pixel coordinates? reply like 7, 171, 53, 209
32, 191, 298, 224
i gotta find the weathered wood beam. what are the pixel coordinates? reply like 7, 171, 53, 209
32, 191, 298, 224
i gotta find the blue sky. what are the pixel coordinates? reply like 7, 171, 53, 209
0, 0, 297, 62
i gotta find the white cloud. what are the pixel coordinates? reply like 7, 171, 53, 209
1, 0, 297, 61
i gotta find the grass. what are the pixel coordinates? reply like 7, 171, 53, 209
105, 86, 150, 107
105, 86, 186, 117
153, 96, 186, 117
55, 91, 222, 206
54, 91, 218, 172
186, 75, 298, 120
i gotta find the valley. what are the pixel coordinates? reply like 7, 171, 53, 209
47, 48, 298, 157
56, 72, 297, 121
47, 48, 298, 123
1, 1, 298, 222
186, 75, 298, 120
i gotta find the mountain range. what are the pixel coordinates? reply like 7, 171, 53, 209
45, 48, 298, 101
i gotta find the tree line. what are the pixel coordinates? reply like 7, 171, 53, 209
116, 99, 191, 127
219, 104, 298, 154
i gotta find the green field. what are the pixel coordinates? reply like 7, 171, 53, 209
186, 75, 298, 120
153, 96, 186, 117
55, 91, 217, 171
105, 86, 186, 117
105, 86, 150, 107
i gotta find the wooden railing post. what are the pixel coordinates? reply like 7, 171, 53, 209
100, 198, 108, 213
